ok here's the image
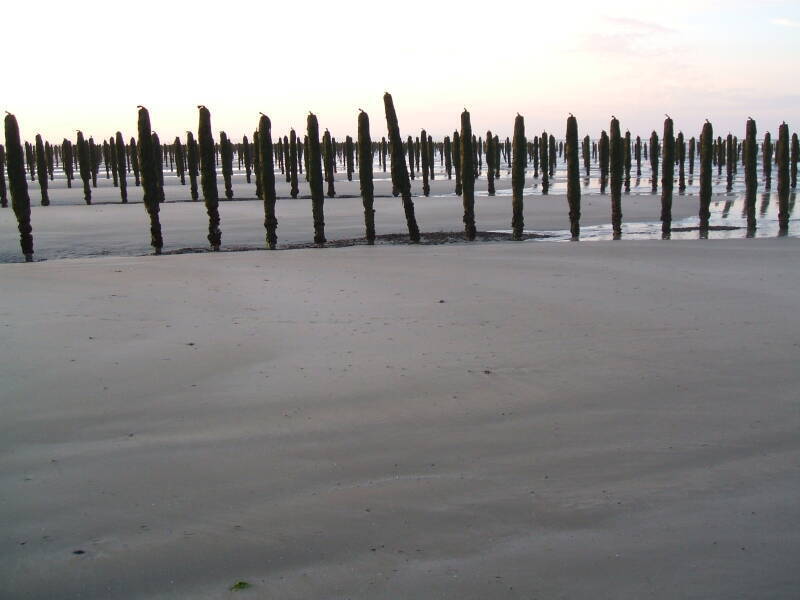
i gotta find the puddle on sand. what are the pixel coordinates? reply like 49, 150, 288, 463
490, 191, 798, 241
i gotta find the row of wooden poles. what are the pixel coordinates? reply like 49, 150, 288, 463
5, 117, 799, 207
3, 97, 799, 260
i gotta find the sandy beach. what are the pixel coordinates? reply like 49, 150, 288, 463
2, 237, 799, 599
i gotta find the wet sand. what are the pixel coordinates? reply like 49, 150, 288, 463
2, 238, 799, 599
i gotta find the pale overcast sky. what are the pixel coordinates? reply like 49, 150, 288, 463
5, 0, 799, 142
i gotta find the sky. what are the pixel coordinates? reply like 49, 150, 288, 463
4, 0, 799, 143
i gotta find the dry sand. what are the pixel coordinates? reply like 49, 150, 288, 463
2, 237, 799, 599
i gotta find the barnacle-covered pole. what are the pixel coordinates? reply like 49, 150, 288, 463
283, 136, 291, 183
623, 130, 631, 193
460, 109, 476, 239
258, 113, 278, 249
726, 133, 734, 192
62, 139, 74, 189
486, 131, 495, 196
345, 135, 354, 181
34, 134, 49, 205
45, 142, 54, 181
699, 120, 713, 235
198, 105, 222, 249
77, 131, 92, 204
358, 109, 376, 244
744, 117, 758, 231
420, 128, 430, 196
137, 106, 163, 254
566, 114, 581, 240
152, 133, 165, 202
540, 131, 549, 194
323, 128, 336, 198
187, 131, 199, 201
242, 134, 252, 183
660, 116, 674, 238
649, 130, 659, 192
220, 131, 234, 199
407, 135, 415, 179
762, 131, 772, 190
777, 122, 790, 232
609, 117, 623, 239
115, 131, 128, 203
130, 137, 140, 186
582, 134, 590, 177
511, 114, 526, 240
453, 130, 462, 195
289, 129, 299, 199
253, 131, 263, 196
444, 135, 452, 179
383, 93, 420, 241
598, 130, 608, 194
677, 131, 686, 192
4, 113, 34, 260
89, 137, 99, 187
109, 137, 119, 187
174, 136, 186, 186
307, 113, 326, 245
0, 143, 7, 207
